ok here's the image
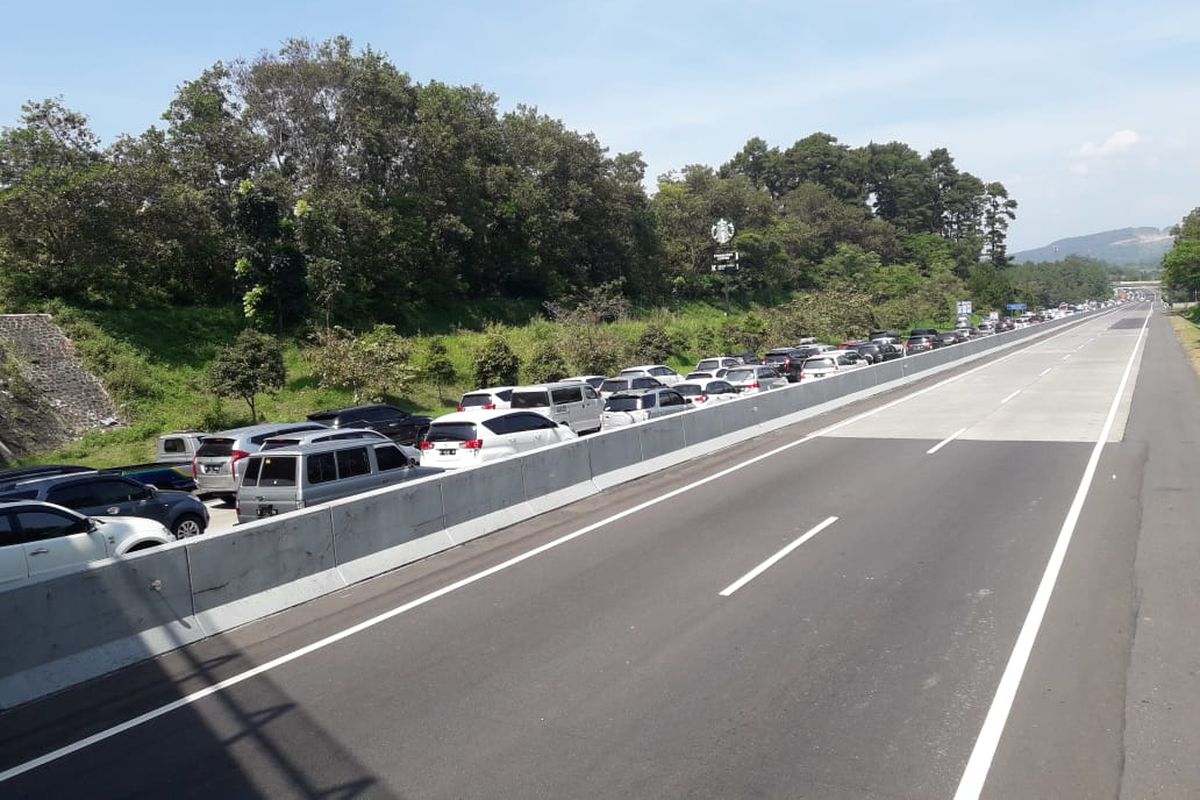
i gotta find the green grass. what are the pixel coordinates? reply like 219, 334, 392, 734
21, 296, 934, 467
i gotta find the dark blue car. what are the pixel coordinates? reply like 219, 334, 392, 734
0, 474, 209, 538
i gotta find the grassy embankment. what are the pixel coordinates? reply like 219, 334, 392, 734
31, 301, 737, 467
29, 296, 976, 468
1168, 306, 1200, 377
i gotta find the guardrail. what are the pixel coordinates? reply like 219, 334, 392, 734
0, 310, 1107, 709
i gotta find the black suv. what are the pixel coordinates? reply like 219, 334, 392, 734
762, 348, 809, 382
307, 404, 432, 446
0, 474, 209, 538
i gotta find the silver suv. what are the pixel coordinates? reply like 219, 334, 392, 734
192, 422, 327, 499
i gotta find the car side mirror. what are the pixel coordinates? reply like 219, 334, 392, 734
559, 421, 570, 427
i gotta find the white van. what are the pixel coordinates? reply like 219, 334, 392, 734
508, 381, 603, 434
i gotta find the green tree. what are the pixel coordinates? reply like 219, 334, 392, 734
206, 329, 286, 420
982, 182, 1018, 267
633, 324, 679, 364
472, 329, 520, 387
420, 337, 458, 401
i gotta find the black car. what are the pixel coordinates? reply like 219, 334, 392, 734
0, 465, 95, 492
0, 473, 209, 538
307, 404, 432, 446
853, 341, 900, 363
762, 348, 808, 382
724, 352, 761, 365
906, 334, 938, 353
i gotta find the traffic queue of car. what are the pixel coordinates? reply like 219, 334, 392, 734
0, 308, 1083, 586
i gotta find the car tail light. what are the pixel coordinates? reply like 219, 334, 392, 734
419, 441, 434, 450
455, 405, 465, 411
483, 403, 496, 410
463, 439, 484, 450
230, 449, 250, 478
747, 382, 760, 390
191, 456, 198, 478
694, 395, 707, 402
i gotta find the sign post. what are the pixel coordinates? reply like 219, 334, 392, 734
710, 218, 738, 315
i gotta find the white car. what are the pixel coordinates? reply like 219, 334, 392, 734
724, 365, 788, 394
674, 379, 740, 405
800, 351, 869, 380
601, 388, 691, 427
598, 375, 665, 398
694, 357, 741, 374
563, 375, 606, 390
619, 365, 683, 386
457, 386, 515, 411
685, 369, 729, 380
419, 409, 577, 468
0, 500, 173, 585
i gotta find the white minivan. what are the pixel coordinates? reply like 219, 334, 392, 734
508, 381, 603, 434
419, 409, 578, 468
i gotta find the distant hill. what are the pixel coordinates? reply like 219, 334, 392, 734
1012, 227, 1173, 267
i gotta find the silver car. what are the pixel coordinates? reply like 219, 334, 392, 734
601, 388, 690, 427
192, 422, 327, 499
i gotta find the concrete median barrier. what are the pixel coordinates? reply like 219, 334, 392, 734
187, 507, 343, 634
438, 460, 533, 544
0, 545, 200, 711
522, 438, 597, 514
681, 403, 728, 447
332, 476, 451, 585
589, 425, 648, 490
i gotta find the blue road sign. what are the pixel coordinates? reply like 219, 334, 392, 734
1006, 303, 1027, 310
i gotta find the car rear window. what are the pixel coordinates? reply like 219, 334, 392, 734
459, 393, 492, 407
675, 384, 701, 397
726, 369, 754, 382
427, 423, 478, 442
697, 359, 720, 371
605, 396, 641, 412
510, 390, 550, 409
804, 358, 835, 369
258, 456, 297, 487
600, 380, 627, 393
196, 438, 234, 457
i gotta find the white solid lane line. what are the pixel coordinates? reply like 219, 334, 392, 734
1062, 353, 1073, 361
927, 427, 968, 455
1000, 389, 1021, 404
719, 516, 839, 597
953, 307, 1151, 800
1038, 367, 1053, 377
0, 309, 1120, 785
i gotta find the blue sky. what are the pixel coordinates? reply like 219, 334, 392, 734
3, 0, 1199, 250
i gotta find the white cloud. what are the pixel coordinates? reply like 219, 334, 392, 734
1078, 129, 1140, 158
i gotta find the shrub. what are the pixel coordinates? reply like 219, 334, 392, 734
420, 337, 458, 400
307, 324, 414, 404
633, 324, 680, 364
525, 339, 569, 384
472, 330, 521, 387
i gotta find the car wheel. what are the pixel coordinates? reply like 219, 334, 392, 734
126, 542, 161, 552
172, 514, 205, 538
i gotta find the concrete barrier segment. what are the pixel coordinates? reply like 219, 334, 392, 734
187, 506, 344, 635
0, 545, 201, 711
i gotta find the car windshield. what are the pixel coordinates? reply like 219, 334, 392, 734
600, 379, 628, 393
605, 396, 642, 412
426, 423, 478, 442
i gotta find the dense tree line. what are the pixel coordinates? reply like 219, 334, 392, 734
1162, 208, 1200, 301
1, 35, 1089, 332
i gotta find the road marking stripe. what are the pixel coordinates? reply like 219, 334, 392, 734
1062, 353, 1073, 361
926, 427, 968, 455
1000, 389, 1021, 404
0, 309, 1121, 785
1038, 367, 1052, 377
953, 307, 1151, 800
719, 517, 838, 596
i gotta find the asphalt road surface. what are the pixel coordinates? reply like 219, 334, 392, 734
3, 303, 1196, 799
